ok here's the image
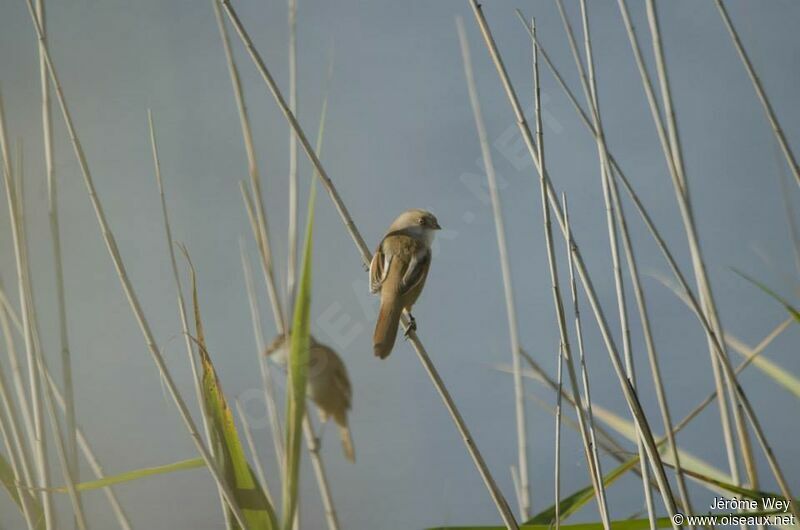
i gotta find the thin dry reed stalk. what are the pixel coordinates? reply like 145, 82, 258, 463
0, 337, 36, 529
643, 0, 758, 492
235, 397, 274, 506
287, 0, 299, 312
557, 1, 656, 524
0, 279, 36, 477
714, 0, 800, 189
220, 2, 518, 526
212, 0, 286, 333
468, 4, 679, 525
0, 88, 55, 530
148, 110, 231, 524
42, 370, 133, 530
239, 233, 286, 484
36, 0, 79, 495
1, 288, 132, 529
561, 194, 610, 526
20, 3, 251, 525
12, 140, 88, 528
456, 16, 529, 520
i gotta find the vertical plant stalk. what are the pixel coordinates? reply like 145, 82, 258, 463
714, 0, 800, 188
561, 194, 610, 527
456, 17, 529, 520
532, 13, 611, 528
521, 314, 790, 505
301, 417, 340, 530
553, 340, 563, 530
531, 16, 613, 526
36, 0, 80, 498
0, 339, 37, 529
234, 397, 274, 506
286, 0, 299, 311
518, 4, 760, 515
42, 370, 133, 530
468, 4, 679, 525
564, 1, 655, 524
212, 0, 286, 333
148, 110, 231, 525
3, 280, 134, 530
220, 2, 518, 527
0, 279, 36, 475
0, 89, 55, 530
643, 0, 758, 492
21, 3, 251, 526
518, 349, 650, 484
12, 140, 89, 528
241, 56, 339, 528
239, 233, 286, 484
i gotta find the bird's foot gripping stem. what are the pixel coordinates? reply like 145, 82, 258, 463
403, 314, 417, 339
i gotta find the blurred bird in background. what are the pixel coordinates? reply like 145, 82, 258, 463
370, 209, 441, 358
265, 333, 355, 462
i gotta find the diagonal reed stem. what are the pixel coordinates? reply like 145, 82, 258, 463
643, 0, 758, 494
20, 2, 251, 526
468, 3, 679, 525
10, 136, 88, 528
561, 193, 610, 529
714, 0, 800, 189
286, 0, 299, 313
239, 233, 286, 486
0, 330, 37, 529
36, 0, 80, 505
556, 2, 656, 526
456, 16, 529, 520
0, 88, 55, 530
220, 1, 518, 527
1, 283, 134, 529
147, 109, 231, 524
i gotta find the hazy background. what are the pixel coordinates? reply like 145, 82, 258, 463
1, 0, 799, 528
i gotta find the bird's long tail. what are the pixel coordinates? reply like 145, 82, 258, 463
373, 291, 402, 359
338, 423, 355, 462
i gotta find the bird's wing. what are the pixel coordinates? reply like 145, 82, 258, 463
332, 359, 352, 409
369, 241, 391, 293
399, 248, 431, 296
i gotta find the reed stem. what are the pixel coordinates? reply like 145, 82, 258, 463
561, 194, 610, 527
457, 16, 529, 520
21, 3, 251, 525
0, 86, 55, 530
468, 4, 679, 524
714, 0, 800, 189
220, 2, 518, 526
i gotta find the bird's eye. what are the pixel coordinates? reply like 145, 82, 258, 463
418, 218, 424, 225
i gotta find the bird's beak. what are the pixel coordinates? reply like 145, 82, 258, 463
432, 219, 442, 230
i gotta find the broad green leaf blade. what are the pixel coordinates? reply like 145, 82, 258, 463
185, 250, 277, 530
733, 269, 800, 322
591, 403, 730, 483
281, 178, 317, 530
676, 466, 784, 502
428, 517, 674, 529
0, 453, 43, 529
431, 511, 788, 530
47, 458, 204, 493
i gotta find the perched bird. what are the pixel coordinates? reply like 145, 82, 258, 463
264, 333, 355, 462
370, 208, 441, 358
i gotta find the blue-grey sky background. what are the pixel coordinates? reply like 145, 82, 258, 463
1, 0, 799, 528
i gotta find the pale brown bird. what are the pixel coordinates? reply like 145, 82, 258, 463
369, 209, 441, 358
264, 334, 355, 462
